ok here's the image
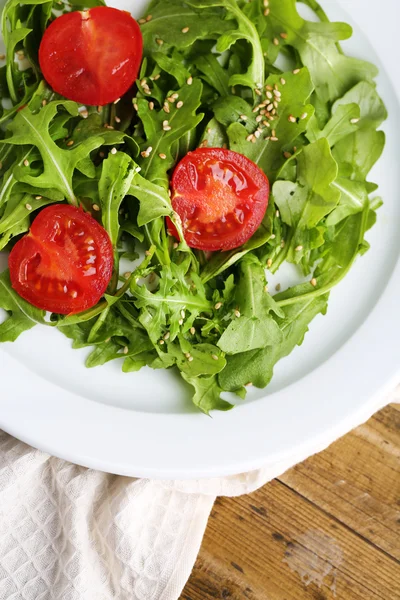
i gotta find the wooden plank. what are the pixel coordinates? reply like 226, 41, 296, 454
279, 405, 400, 560
180, 405, 400, 600
181, 481, 400, 600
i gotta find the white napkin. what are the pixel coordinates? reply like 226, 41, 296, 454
0, 386, 397, 600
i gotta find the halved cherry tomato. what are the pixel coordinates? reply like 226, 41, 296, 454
39, 6, 143, 106
9, 205, 113, 315
167, 148, 269, 251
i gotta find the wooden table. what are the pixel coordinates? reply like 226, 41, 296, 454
180, 404, 400, 600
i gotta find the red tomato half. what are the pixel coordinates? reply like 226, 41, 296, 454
39, 6, 143, 106
168, 148, 269, 251
9, 205, 113, 315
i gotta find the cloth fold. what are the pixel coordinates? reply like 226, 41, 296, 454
0, 386, 397, 600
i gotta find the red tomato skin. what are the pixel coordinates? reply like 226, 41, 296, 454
39, 6, 143, 106
9, 205, 113, 315
169, 148, 269, 251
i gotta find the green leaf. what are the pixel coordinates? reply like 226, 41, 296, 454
136, 79, 204, 187
0, 192, 54, 249
0, 269, 47, 342
226, 69, 314, 182
218, 255, 283, 354
307, 103, 360, 146
140, 0, 234, 56
273, 138, 340, 264
333, 129, 385, 181
219, 293, 328, 391
169, 341, 226, 376
98, 152, 136, 247
266, 0, 378, 103
326, 177, 368, 226
1, 102, 107, 205
194, 54, 230, 97
152, 52, 191, 87
332, 81, 387, 130
129, 173, 172, 226
181, 372, 232, 414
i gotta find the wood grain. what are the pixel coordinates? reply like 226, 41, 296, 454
180, 404, 400, 600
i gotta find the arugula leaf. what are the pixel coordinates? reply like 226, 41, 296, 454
218, 255, 283, 354
273, 138, 340, 265
136, 79, 204, 187
226, 68, 315, 182
0, 192, 54, 249
307, 103, 360, 147
194, 54, 230, 98
265, 0, 378, 103
129, 173, 172, 226
332, 81, 387, 130
1, 102, 108, 205
181, 372, 232, 414
333, 129, 385, 181
187, 0, 265, 91
140, 0, 234, 56
219, 291, 328, 391
0, 269, 47, 342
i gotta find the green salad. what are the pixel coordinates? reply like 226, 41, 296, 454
0, 0, 387, 412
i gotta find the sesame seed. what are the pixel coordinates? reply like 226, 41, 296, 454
181, 26, 189, 33
273, 101, 278, 109
264, 285, 268, 293
246, 134, 254, 142
41, 99, 47, 107
187, 76, 193, 85
35, 195, 42, 200
280, 78, 286, 85
178, 318, 183, 325
350, 117, 360, 124
164, 332, 170, 340
23, 159, 29, 167
283, 151, 292, 159
81, 110, 88, 119
171, 93, 179, 99
295, 245, 303, 252
146, 14, 152, 21
138, 18, 146, 23
123, 346, 129, 354
149, 102, 154, 110
273, 38, 279, 46
271, 129, 276, 137
176, 100, 184, 109
140, 78, 147, 87
114, 98, 121, 104
240, 114, 248, 121
114, 116, 121, 124
252, 106, 260, 113
270, 136, 279, 142
311, 278, 317, 287
270, 234, 276, 239
163, 102, 170, 113
255, 88, 262, 96
293, 68, 301, 74
173, 242, 179, 249
266, 91, 273, 99
288, 115, 296, 123
254, 130, 261, 139
156, 38, 164, 45
180, 309, 185, 319
280, 32, 288, 39
190, 327, 196, 335
92, 204, 100, 211
159, 339, 165, 345
25, 203, 32, 211
199, 139, 208, 148
266, 85, 273, 91
110, 147, 117, 155
267, 103, 274, 112
133, 103, 139, 111
154, 74, 161, 80
273, 89, 281, 97
275, 209, 280, 218
263, 0, 269, 6
159, 153, 167, 159
167, 96, 175, 103
124, 271, 131, 279
145, 250, 152, 256
275, 283, 281, 292
264, 8, 270, 15
214, 302, 222, 310
211, 354, 219, 361
267, 258, 273, 268
255, 115, 263, 123
301, 112, 308, 120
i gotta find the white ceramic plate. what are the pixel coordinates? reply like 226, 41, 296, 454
1, 0, 399, 478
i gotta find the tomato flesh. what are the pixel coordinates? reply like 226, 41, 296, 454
9, 205, 113, 314
168, 148, 269, 251
39, 6, 143, 106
